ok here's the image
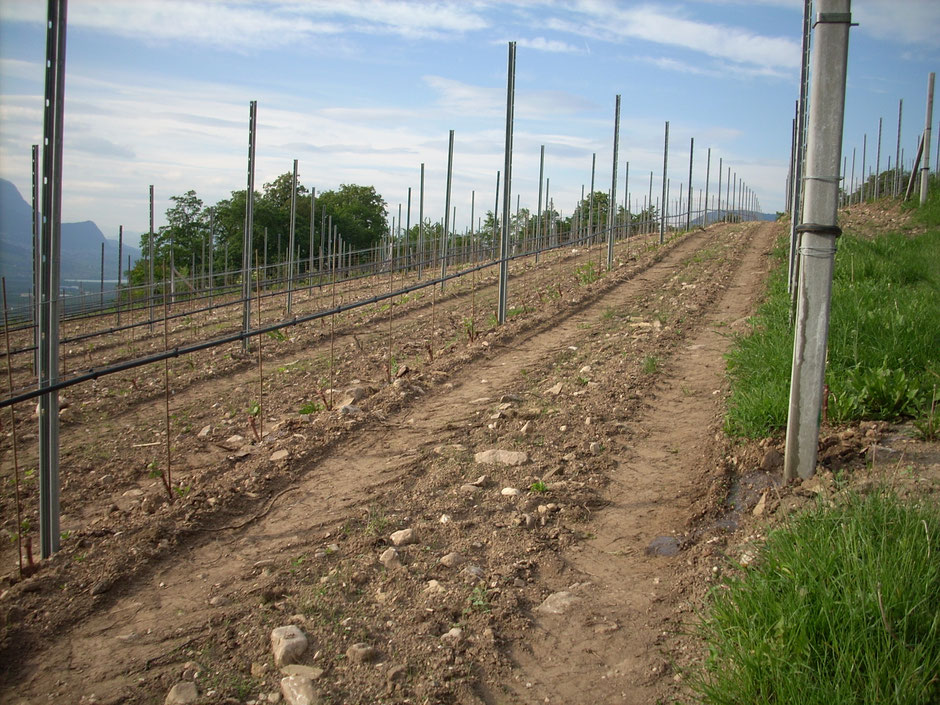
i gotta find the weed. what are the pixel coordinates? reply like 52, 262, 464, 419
642, 355, 660, 374
174, 484, 192, 498
364, 505, 388, 536
529, 480, 548, 493
690, 490, 940, 704
576, 261, 599, 285
266, 328, 287, 342
299, 401, 323, 415
913, 386, 939, 441
467, 585, 491, 613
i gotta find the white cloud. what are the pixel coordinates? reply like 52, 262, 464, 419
853, 0, 940, 48
546, 1, 800, 72
513, 37, 584, 54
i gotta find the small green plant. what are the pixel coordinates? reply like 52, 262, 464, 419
174, 484, 192, 498
247, 401, 261, 417
60, 530, 71, 541
266, 328, 287, 342
364, 505, 388, 536
467, 585, 491, 613
576, 376, 589, 386
576, 261, 599, 285
914, 387, 939, 441
642, 355, 660, 374
529, 480, 548, 493
299, 401, 323, 415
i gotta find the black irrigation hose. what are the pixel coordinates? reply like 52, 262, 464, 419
0, 222, 653, 410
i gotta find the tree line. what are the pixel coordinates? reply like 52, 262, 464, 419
127, 172, 660, 287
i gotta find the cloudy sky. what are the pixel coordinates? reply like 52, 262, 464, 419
0, 0, 937, 245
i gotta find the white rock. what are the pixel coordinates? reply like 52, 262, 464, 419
501, 487, 521, 496
546, 382, 563, 396
520, 421, 532, 435
280, 675, 317, 705
225, 434, 245, 446
536, 591, 579, 615
197, 425, 211, 438
164, 682, 198, 705
271, 449, 289, 462
280, 665, 324, 680
271, 625, 308, 667
440, 627, 463, 645
425, 579, 446, 594
379, 548, 401, 569
389, 528, 417, 546
439, 513, 452, 524
439, 552, 464, 568
474, 449, 528, 466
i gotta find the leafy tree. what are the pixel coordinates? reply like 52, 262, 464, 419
317, 184, 388, 251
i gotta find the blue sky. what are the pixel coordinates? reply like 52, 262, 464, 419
0, 0, 937, 246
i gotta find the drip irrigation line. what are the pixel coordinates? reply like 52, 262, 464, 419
1, 217, 667, 410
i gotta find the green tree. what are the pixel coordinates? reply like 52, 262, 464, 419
316, 184, 388, 251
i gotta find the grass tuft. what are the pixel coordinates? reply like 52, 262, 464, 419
690, 490, 940, 705
724, 194, 940, 437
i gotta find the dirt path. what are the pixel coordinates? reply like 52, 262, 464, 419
509, 221, 776, 704
3, 222, 776, 704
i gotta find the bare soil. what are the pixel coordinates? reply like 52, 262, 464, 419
1, 216, 936, 705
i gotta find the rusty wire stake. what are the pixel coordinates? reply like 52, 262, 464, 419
2, 278, 24, 577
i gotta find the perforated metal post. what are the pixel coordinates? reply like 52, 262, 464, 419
659, 121, 669, 244
418, 164, 424, 279
607, 94, 620, 269
241, 100, 257, 351
32, 145, 40, 374
920, 72, 935, 205
441, 130, 454, 290
686, 137, 694, 231
38, 0, 68, 558
286, 158, 297, 314
497, 41, 516, 325
784, 0, 853, 481
535, 145, 544, 263
148, 185, 154, 331
704, 148, 711, 227
789, 0, 812, 294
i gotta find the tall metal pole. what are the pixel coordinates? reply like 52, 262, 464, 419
149, 185, 155, 330
241, 100, 257, 350
607, 94, 621, 269
860, 133, 867, 201
535, 145, 544, 263
717, 158, 723, 218
38, 0, 68, 558
497, 41, 516, 325
418, 163, 425, 278
441, 129, 454, 290
406, 187, 412, 271
32, 144, 40, 374
117, 225, 123, 326
286, 158, 298, 314
920, 72, 936, 205
704, 147, 711, 227
659, 121, 669, 244
874, 117, 883, 198
789, 0, 812, 295
686, 137, 694, 231
895, 99, 903, 197
623, 161, 630, 240
784, 0, 853, 482
309, 187, 315, 287
588, 153, 596, 245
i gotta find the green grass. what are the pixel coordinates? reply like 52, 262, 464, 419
690, 490, 940, 705
725, 188, 940, 437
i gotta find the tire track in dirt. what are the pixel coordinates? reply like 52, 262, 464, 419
6, 228, 731, 701
507, 221, 777, 705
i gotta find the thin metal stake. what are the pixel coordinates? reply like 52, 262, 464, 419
496, 41, 516, 324
660, 121, 669, 244
441, 130, 455, 290
607, 95, 621, 269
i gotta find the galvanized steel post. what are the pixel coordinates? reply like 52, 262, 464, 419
497, 41, 516, 325
286, 158, 298, 314
38, 0, 68, 558
242, 100, 257, 351
659, 121, 669, 244
704, 148, 711, 227
607, 95, 620, 269
784, 0, 853, 482
686, 137, 694, 231
920, 72, 935, 205
535, 145, 544, 263
441, 130, 454, 290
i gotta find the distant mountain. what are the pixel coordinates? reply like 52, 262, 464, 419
0, 178, 140, 297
